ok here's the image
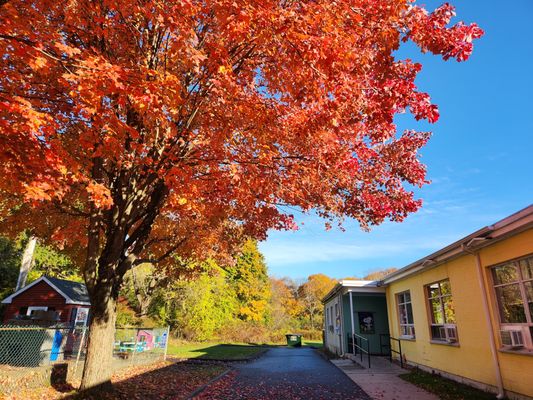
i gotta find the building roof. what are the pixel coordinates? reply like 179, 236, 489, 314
1, 276, 91, 305
322, 279, 384, 304
46, 277, 90, 304
381, 204, 533, 285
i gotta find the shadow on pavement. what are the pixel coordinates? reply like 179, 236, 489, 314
60, 361, 228, 400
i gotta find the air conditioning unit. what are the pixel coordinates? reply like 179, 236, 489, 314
500, 329, 525, 349
440, 324, 458, 343
407, 326, 415, 337
402, 326, 415, 338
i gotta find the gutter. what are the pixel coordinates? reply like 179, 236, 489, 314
382, 226, 493, 284
339, 291, 344, 356
322, 282, 343, 304
383, 204, 533, 285
322, 280, 381, 304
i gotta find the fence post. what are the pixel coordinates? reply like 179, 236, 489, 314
131, 328, 139, 365
389, 336, 393, 363
399, 339, 403, 368
367, 338, 371, 369
73, 326, 87, 377
163, 326, 170, 361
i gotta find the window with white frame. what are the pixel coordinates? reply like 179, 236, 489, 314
327, 306, 334, 333
27, 306, 48, 316
397, 291, 415, 338
426, 279, 458, 342
492, 254, 533, 349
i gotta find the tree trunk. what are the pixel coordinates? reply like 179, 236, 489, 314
131, 267, 150, 316
16, 236, 36, 291
80, 285, 117, 392
78, 180, 164, 391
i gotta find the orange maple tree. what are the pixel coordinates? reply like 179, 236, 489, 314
0, 0, 482, 390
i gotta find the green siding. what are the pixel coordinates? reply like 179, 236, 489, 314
342, 293, 389, 355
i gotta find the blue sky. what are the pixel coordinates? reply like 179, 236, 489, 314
260, 0, 533, 280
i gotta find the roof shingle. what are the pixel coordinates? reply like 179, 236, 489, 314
46, 276, 90, 304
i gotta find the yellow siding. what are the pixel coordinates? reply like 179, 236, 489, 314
479, 228, 533, 397
386, 228, 533, 398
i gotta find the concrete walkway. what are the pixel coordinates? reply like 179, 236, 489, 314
331, 356, 439, 400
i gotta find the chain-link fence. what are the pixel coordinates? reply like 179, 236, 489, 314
113, 326, 169, 369
0, 324, 169, 395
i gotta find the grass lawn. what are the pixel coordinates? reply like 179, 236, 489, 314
167, 341, 267, 360
399, 369, 499, 400
166, 339, 324, 360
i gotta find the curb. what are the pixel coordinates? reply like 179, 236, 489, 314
185, 368, 233, 399
313, 347, 337, 362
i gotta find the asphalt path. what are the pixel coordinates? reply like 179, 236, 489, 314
196, 347, 371, 399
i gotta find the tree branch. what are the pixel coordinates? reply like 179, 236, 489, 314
133, 236, 188, 266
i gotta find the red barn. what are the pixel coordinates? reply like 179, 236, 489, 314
1, 276, 91, 326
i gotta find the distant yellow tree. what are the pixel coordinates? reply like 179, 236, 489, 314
227, 239, 271, 322
270, 277, 302, 331
298, 274, 337, 330
363, 268, 398, 281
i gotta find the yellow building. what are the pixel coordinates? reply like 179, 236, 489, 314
383, 205, 533, 399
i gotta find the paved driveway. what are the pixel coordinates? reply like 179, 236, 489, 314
196, 347, 371, 399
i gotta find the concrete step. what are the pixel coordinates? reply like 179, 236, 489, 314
331, 357, 440, 400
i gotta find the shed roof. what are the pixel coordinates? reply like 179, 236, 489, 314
46, 277, 90, 304
321, 280, 384, 304
1, 276, 91, 305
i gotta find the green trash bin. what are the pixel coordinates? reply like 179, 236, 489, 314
286, 334, 302, 347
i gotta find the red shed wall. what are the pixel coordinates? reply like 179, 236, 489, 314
3, 280, 71, 323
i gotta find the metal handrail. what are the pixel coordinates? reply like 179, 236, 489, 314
352, 333, 371, 368
380, 333, 403, 368
379, 333, 391, 354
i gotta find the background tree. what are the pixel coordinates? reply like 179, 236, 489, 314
0, 0, 482, 390
30, 240, 80, 282
0, 234, 79, 292
297, 274, 336, 330
0, 234, 79, 319
151, 260, 237, 341
268, 277, 305, 338
0, 237, 20, 307
363, 268, 398, 281
121, 263, 166, 317
226, 240, 271, 323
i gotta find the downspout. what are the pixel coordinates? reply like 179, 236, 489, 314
323, 302, 327, 349
349, 291, 356, 355
465, 247, 505, 399
339, 292, 344, 355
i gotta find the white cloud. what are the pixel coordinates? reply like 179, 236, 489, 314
260, 236, 455, 267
